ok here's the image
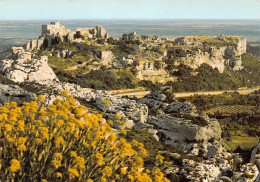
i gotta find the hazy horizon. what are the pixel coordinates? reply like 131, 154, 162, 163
1, 19, 260, 40
1, 0, 260, 20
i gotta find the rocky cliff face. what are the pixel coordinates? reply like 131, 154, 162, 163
0, 84, 36, 106
139, 86, 222, 157
170, 36, 246, 73
0, 47, 58, 85
148, 115, 222, 156
251, 142, 260, 181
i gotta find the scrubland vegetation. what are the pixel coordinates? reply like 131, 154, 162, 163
179, 91, 260, 152
51, 52, 259, 92
198, 36, 238, 46
165, 53, 260, 92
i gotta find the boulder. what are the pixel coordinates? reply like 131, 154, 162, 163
251, 142, 260, 181
147, 115, 221, 154
0, 84, 36, 106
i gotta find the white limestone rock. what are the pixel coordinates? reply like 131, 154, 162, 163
100, 51, 115, 65
147, 114, 221, 154
0, 49, 59, 85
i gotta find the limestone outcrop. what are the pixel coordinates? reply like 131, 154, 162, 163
138, 86, 222, 157
148, 115, 221, 153
251, 142, 260, 181
0, 84, 36, 106
76, 25, 109, 39
0, 47, 59, 84
169, 36, 246, 73
100, 51, 115, 66
139, 86, 197, 115
38, 82, 149, 127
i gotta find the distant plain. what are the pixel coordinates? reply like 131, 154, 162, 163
0, 19, 260, 50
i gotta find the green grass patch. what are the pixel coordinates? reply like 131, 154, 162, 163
199, 37, 237, 46
48, 56, 78, 70
226, 136, 259, 150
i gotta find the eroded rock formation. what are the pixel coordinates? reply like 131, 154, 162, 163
0, 47, 59, 84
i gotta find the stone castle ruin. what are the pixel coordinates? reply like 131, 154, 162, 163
26, 22, 109, 50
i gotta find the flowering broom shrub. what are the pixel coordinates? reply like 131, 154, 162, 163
0, 92, 169, 182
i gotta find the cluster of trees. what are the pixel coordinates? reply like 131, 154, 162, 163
164, 53, 260, 92
55, 68, 139, 90
166, 64, 240, 92
179, 91, 260, 151
179, 91, 260, 111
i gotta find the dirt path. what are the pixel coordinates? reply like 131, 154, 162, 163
112, 86, 260, 98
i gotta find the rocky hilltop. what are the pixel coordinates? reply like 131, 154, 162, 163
0, 22, 258, 181
22, 22, 246, 83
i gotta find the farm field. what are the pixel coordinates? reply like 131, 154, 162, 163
205, 105, 257, 116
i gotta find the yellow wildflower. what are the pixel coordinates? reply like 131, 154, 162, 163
42, 132, 49, 140
118, 120, 126, 125
121, 129, 127, 135
67, 122, 76, 132
68, 168, 79, 178
54, 136, 64, 147
115, 113, 122, 119
17, 144, 26, 151
18, 137, 26, 144
103, 99, 110, 105
10, 101, 17, 108
83, 141, 89, 147
35, 138, 42, 143
156, 154, 164, 164
39, 126, 48, 132
100, 177, 106, 182
56, 119, 64, 127
37, 95, 45, 102
103, 166, 112, 177
61, 90, 68, 97
86, 179, 93, 182
127, 174, 134, 181
4, 124, 12, 132
53, 153, 63, 161
68, 98, 76, 105
70, 151, 77, 158
107, 119, 113, 126
120, 168, 127, 175
9, 159, 20, 172
56, 172, 62, 178
7, 137, 15, 143
95, 153, 104, 166
52, 160, 61, 169
76, 156, 85, 169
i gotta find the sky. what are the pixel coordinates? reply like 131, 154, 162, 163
0, 0, 260, 20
